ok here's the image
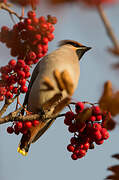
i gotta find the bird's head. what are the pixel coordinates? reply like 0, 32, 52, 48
58, 40, 91, 60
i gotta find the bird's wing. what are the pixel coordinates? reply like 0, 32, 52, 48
32, 119, 55, 143
23, 61, 42, 108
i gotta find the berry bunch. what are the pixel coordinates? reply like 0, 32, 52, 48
7, 119, 40, 135
0, 12, 57, 65
0, 11, 57, 101
0, 59, 30, 100
9, 0, 40, 7
64, 102, 110, 160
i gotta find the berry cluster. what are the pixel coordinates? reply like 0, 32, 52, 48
0, 11, 57, 101
9, 0, 40, 7
0, 59, 30, 100
64, 102, 110, 160
7, 119, 40, 135
0, 12, 57, 64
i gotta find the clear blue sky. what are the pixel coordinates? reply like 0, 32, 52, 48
0, 1, 119, 180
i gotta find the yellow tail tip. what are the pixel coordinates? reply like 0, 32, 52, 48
17, 146, 28, 156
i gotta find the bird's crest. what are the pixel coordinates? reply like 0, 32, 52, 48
58, 40, 83, 48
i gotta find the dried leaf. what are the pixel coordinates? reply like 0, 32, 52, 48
99, 81, 119, 116
108, 47, 119, 56
75, 108, 92, 124
106, 154, 119, 179
112, 154, 119, 160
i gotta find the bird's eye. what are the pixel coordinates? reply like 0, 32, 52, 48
67, 42, 80, 47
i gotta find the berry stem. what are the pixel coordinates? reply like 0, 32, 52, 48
0, 2, 22, 20
97, 4, 119, 52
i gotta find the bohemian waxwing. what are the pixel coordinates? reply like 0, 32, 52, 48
17, 40, 91, 156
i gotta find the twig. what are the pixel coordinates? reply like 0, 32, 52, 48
97, 4, 119, 51
0, 94, 19, 117
0, 2, 22, 20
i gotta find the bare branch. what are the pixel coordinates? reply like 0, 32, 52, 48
0, 2, 22, 20
97, 4, 119, 52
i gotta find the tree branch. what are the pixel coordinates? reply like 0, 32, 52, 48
0, 109, 66, 124
97, 4, 119, 53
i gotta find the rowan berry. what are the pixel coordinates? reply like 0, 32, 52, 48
67, 144, 75, 152
32, 120, 39, 126
75, 102, 84, 113
7, 126, 14, 134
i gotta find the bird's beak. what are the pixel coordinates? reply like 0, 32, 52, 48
85, 47, 92, 52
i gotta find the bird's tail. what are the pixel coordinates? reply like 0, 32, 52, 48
17, 130, 31, 156
17, 143, 30, 156
17, 119, 55, 156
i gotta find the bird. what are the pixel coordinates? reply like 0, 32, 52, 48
17, 40, 91, 156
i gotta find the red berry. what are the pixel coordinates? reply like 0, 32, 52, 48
39, 16, 46, 23
9, 59, 16, 68
23, 65, 30, 72
70, 137, 78, 145
75, 102, 84, 113
35, 34, 41, 40
83, 142, 90, 150
16, 122, 23, 129
96, 115, 102, 121
17, 59, 25, 68
101, 128, 110, 140
71, 153, 78, 160
92, 123, 102, 131
78, 149, 86, 158
20, 127, 28, 134
32, 120, 39, 126
40, 23, 48, 31
33, 59, 39, 64
42, 37, 49, 44
93, 106, 101, 115
27, 11, 36, 19
25, 121, 32, 128
93, 130, 102, 141
5, 91, 13, 99
37, 53, 44, 58
24, 18, 32, 25
64, 118, 72, 126
18, 79, 26, 86
12, 87, 18, 94
20, 85, 28, 93
65, 111, 75, 120
47, 33, 54, 41
0, 87, 6, 95
28, 51, 36, 60
7, 126, 14, 134
67, 144, 75, 152
17, 70, 25, 78
89, 115, 96, 122
0, 95, 4, 101
25, 71, 31, 78
95, 139, 104, 145
68, 124, 77, 133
